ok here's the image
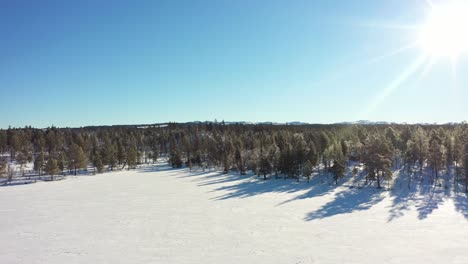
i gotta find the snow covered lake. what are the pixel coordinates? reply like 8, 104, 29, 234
1, 164, 468, 264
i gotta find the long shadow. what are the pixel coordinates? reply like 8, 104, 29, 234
276, 174, 342, 206
388, 189, 417, 222
135, 162, 175, 173
196, 172, 249, 187
387, 167, 450, 221
0, 174, 67, 187
133, 162, 468, 221
210, 176, 316, 201
454, 192, 468, 220
136, 163, 255, 189
143, 163, 342, 202
415, 183, 445, 220
388, 169, 419, 221
305, 187, 385, 221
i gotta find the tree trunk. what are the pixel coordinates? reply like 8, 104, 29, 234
377, 171, 381, 189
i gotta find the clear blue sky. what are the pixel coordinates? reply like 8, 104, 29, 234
1, 0, 467, 128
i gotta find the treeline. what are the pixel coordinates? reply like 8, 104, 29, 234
1, 122, 468, 191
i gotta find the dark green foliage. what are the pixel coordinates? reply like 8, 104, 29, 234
45, 157, 59, 180
427, 129, 446, 181
464, 143, 468, 193
151, 143, 159, 164
0, 123, 466, 192
304, 160, 313, 183
127, 144, 138, 170
331, 159, 346, 185
68, 144, 87, 175
34, 152, 45, 176
0, 157, 7, 178
363, 134, 393, 188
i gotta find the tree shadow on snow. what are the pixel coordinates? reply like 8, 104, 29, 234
210, 176, 317, 201
454, 192, 468, 220
207, 174, 342, 201
275, 175, 345, 206
387, 188, 417, 222
304, 187, 385, 221
136, 162, 176, 173
387, 169, 422, 221
415, 184, 446, 220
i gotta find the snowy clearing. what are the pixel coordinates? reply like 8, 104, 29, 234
1, 164, 468, 264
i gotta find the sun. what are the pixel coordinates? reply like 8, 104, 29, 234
419, 2, 468, 59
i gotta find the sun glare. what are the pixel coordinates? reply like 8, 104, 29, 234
419, 2, 468, 58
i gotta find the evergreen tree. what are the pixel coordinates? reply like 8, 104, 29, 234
340, 139, 348, 157
57, 151, 66, 172
414, 127, 429, 174
16, 146, 30, 177
68, 144, 87, 175
127, 144, 138, 170
45, 157, 59, 181
428, 129, 446, 183
363, 134, 393, 188
259, 148, 272, 180
331, 158, 346, 185
0, 130, 7, 154
464, 143, 468, 193
34, 151, 45, 176
304, 160, 313, 183
268, 142, 281, 177
352, 166, 359, 186
0, 157, 7, 178
234, 140, 246, 175
151, 143, 159, 164
116, 140, 126, 166
182, 135, 192, 169
102, 139, 117, 170
92, 145, 104, 173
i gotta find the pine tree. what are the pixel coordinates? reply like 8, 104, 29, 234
45, 157, 59, 181
16, 147, 30, 177
464, 143, 468, 193
151, 143, 159, 164
182, 135, 192, 169
92, 145, 104, 173
307, 141, 318, 166
319, 132, 331, 172
222, 150, 230, 174
268, 143, 281, 177
57, 151, 66, 172
102, 140, 117, 170
352, 166, 359, 187
127, 144, 138, 170
116, 140, 126, 167
428, 129, 446, 183
68, 144, 87, 175
0, 157, 7, 178
259, 149, 272, 180
363, 134, 393, 188
234, 140, 246, 175
0, 130, 7, 154
331, 158, 346, 185
304, 160, 313, 183
340, 139, 348, 157
34, 151, 45, 176
414, 127, 429, 174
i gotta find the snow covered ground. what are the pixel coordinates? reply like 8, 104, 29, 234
1, 164, 468, 264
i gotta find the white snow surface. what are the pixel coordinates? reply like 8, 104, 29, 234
1, 164, 468, 264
